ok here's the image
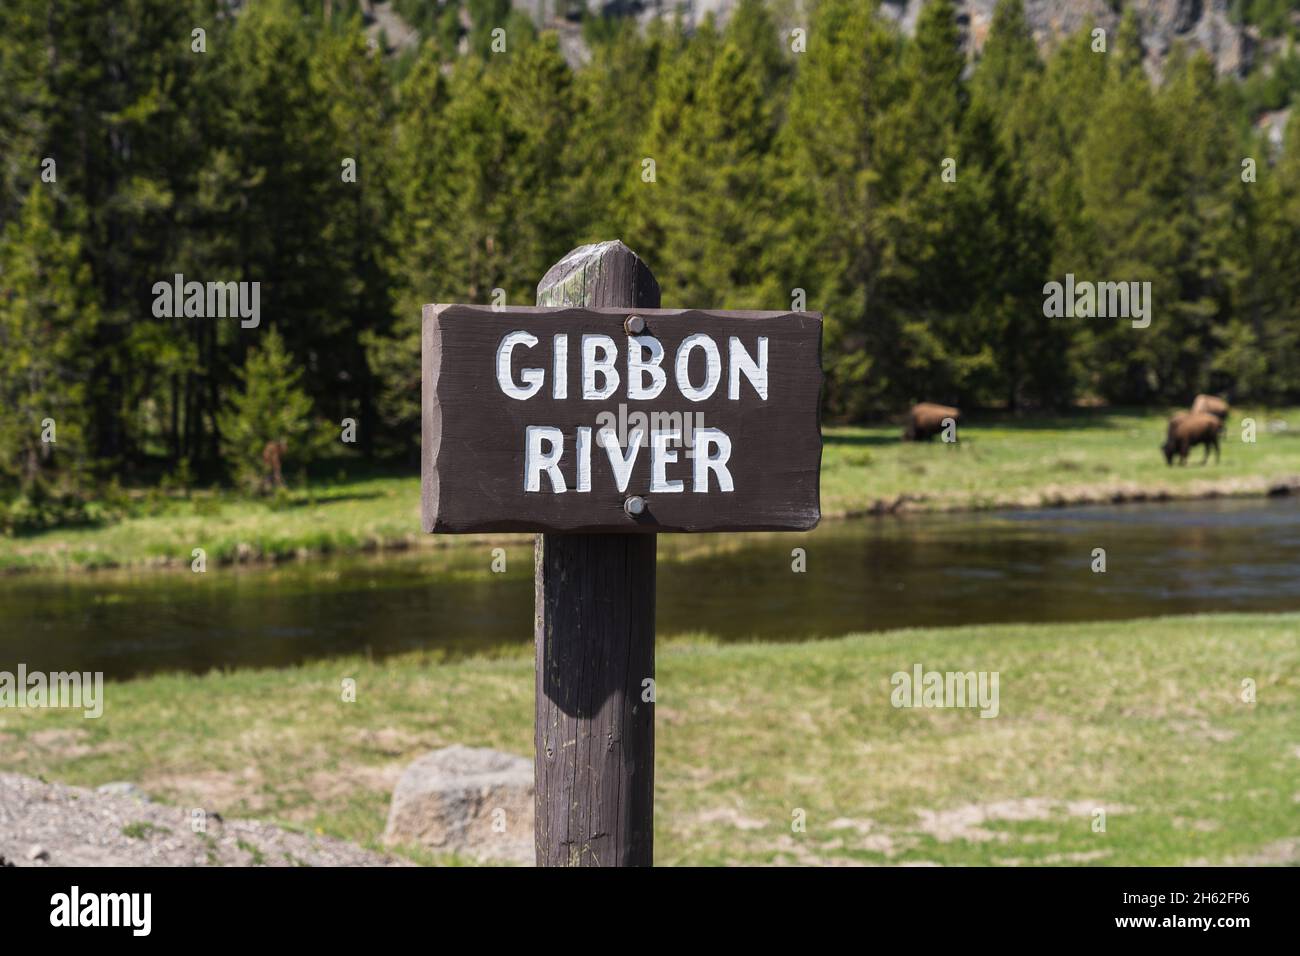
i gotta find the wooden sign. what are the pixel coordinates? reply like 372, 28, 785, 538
422, 304, 822, 534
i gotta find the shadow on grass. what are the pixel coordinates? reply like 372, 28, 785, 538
824, 432, 899, 448
961, 407, 1163, 431
273, 491, 386, 509
831, 407, 1170, 438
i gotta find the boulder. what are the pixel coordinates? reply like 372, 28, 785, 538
383, 745, 533, 865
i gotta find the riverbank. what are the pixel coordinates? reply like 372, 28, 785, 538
1, 612, 1294, 866
2, 407, 1297, 574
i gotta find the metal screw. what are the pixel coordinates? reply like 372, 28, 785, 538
624, 315, 646, 336
623, 495, 646, 517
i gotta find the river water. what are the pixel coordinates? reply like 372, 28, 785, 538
2, 497, 1297, 679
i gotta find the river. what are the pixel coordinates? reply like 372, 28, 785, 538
2, 497, 1297, 679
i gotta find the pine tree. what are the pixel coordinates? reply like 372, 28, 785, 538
314, 18, 400, 456
1221, 65, 1298, 401
0, 186, 99, 492
626, 16, 721, 277
368, 32, 581, 457
1114, 8, 1146, 78
876, 0, 986, 406
1011, 22, 1108, 281
1160, 51, 1250, 399
775, 0, 902, 417
1266, 108, 1300, 397
202, 0, 349, 420
972, 0, 1041, 114
218, 328, 316, 493
638, 21, 784, 308
567, 18, 665, 241
493, 31, 583, 288
1073, 59, 1177, 401
967, 0, 1066, 407
971, 0, 1045, 164
0, 0, 223, 472
366, 40, 455, 458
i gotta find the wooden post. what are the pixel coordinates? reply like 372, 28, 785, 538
533, 241, 659, 866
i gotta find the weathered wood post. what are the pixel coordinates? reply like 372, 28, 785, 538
533, 240, 659, 866
422, 243, 821, 868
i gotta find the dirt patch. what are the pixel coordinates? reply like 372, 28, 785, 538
693, 806, 767, 831
9, 728, 126, 762
770, 834, 871, 866
144, 767, 269, 815
26, 728, 87, 749
1169, 718, 1239, 743
354, 727, 427, 757
1192, 838, 1300, 867
915, 798, 1128, 843
298, 763, 403, 812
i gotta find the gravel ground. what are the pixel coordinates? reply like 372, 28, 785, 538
0, 773, 409, 867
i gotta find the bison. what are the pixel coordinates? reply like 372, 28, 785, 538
1190, 394, 1229, 424
1162, 412, 1220, 466
261, 439, 287, 489
902, 403, 961, 442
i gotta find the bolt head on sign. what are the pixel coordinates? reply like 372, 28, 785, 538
421, 304, 823, 533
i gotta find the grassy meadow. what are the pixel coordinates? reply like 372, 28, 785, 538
1, 613, 1294, 866
2, 406, 1299, 574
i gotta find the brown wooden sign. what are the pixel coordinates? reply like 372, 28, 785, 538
422, 304, 822, 534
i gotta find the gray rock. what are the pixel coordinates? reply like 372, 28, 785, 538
886, 0, 1252, 78
97, 781, 150, 801
383, 745, 533, 865
0, 773, 407, 867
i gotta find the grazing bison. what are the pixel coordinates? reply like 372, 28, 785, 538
261, 439, 287, 489
903, 403, 961, 442
1190, 394, 1229, 423
1162, 412, 1220, 466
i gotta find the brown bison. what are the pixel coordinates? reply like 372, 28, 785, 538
261, 439, 287, 489
903, 403, 961, 442
1190, 394, 1229, 423
1162, 412, 1220, 466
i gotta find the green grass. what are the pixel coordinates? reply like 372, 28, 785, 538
236, 839, 267, 865
820, 405, 1300, 516
121, 821, 170, 840
2, 612, 1294, 866
2, 406, 1298, 574
0, 473, 428, 574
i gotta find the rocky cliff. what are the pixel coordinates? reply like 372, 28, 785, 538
517, 0, 1268, 77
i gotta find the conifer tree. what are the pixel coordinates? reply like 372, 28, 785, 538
366, 41, 455, 456
775, 0, 902, 416
314, 18, 400, 454
971, 0, 1041, 114
968, 0, 1067, 406
568, 19, 665, 241
1074, 59, 1176, 400
0, 186, 99, 491
627, 16, 721, 277
218, 328, 316, 493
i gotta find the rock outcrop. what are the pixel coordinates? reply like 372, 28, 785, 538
886, 0, 1253, 76
0, 772, 406, 867
383, 745, 533, 865
517, 0, 1258, 78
